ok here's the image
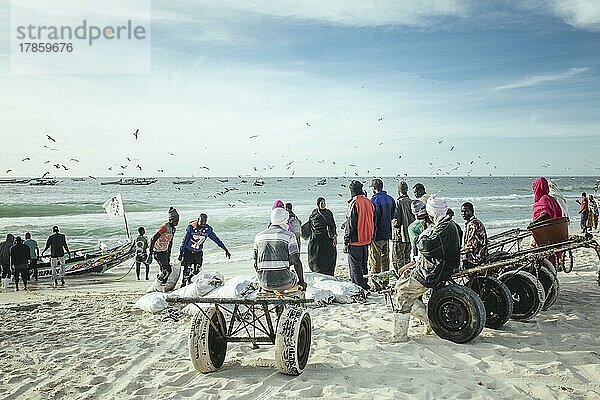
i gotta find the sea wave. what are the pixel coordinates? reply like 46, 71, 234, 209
441, 194, 532, 202
485, 218, 533, 229
0, 201, 159, 218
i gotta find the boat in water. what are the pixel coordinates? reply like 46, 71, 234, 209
315, 178, 327, 186
173, 178, 195, 185
71, 177, 86, 182
118, 178, 157, 186
30, 178, 58, 186
253, 179, 265, 187
101, 178, 157, 186
36, 241, 134, 279
0, 178, 31, 184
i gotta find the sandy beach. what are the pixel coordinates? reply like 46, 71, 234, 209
1, 242, 600, 400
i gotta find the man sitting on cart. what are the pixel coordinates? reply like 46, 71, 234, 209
393, 196, 461, 342
253, 207, 307, 293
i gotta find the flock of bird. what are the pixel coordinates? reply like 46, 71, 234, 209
5, 117, 595, 183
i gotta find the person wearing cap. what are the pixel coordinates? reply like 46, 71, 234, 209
23, 232, 39, 281
10, 236, 31, 291
42, 226, 70, 287
343, 180, 375, 291
393, 195, 461, 342
392, 181, 414, 271
178, 213, 231, 287
460, 202, 488, 269
369, 178, 396, 284
147, 207, 179, 283
253, 207, 307, 292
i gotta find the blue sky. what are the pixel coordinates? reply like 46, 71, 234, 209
0, 0, 599, 177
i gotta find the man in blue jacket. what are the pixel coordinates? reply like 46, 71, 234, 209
178, 213, 231, 287
369, 178, 396, 287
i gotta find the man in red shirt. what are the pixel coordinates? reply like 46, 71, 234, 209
147, 207, 179, 283
343, 180, 374, 290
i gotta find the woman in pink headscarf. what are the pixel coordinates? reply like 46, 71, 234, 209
532, 177, 563, 223
271, 199, 292, 231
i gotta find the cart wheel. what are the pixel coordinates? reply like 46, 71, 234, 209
427, 284, 486, 344
499, 271, 545, 321
467, 276, 513, 329
274, 306, 311, 375
537, 260, 560, 311
189, 306, 227, 373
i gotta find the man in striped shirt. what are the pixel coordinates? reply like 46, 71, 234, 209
253, 207, 307, 292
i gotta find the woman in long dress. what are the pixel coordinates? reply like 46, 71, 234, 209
307, 197, 337, 275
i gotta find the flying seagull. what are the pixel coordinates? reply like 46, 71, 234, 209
133, 129, 139, 140
46, 135, 56, 142
21, 157, 30, 161
43, 145, 58, 151
5, 169, 12, 173
69, 158, 79, 162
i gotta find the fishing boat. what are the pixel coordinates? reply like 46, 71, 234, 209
71, 177, 86, 182
118, 178, 157, 186
0, 178, 31, 184
253, 179, 265, 187
315, 178, 327, 186
100, 180, 121, 185
36, 241, 134, 279
30, 178, 58, 186
173, 178, 195, 185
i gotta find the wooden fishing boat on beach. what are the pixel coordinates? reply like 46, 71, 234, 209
36, 242, 134, 279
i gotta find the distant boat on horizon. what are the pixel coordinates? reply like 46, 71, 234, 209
253, 179, 265, 187
30, 178, 58, 186
0, 178, 31, 184
173, 177, 195, 185
315, 178, 327, 186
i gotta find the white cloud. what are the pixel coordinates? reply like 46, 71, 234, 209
155, 0, 470, 27
520, 0, 600, 30
492, 66, 590, 91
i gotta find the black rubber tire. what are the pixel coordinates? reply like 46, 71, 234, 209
427, 284, 486, 344
499, 271, 545, 321
274, 306, 312, 375
189, 306, 227, 373
536, 260, 560, 311
467, 275, 513, 329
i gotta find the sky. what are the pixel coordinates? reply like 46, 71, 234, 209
0, 0, 599, 178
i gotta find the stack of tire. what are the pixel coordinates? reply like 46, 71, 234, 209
427, 259, 559, 344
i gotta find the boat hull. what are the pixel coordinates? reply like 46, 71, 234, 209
35, 243, 134, 279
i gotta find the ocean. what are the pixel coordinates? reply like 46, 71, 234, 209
1, 176, 598, 275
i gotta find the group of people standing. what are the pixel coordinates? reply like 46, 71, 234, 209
577, 192, 599, 234
0, 226, 70, 291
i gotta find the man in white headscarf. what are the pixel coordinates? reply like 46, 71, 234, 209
253, 207, 307, 292
392, 195, 461, 342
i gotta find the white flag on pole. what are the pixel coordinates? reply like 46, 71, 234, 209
102, 194, 125, 219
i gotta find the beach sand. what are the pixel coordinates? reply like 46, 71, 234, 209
1, 247, 600, 399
